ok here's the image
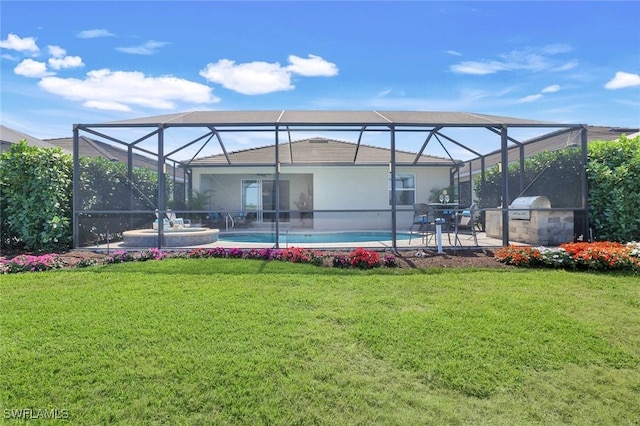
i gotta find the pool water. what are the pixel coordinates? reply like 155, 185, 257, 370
221, 231, 411, 244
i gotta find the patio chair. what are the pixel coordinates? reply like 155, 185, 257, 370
454, 203, 479, 246
409, 203, 437, 245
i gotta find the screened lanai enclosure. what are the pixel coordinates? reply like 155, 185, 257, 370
72, 111, 588, 251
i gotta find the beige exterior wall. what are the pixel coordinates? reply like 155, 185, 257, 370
192, 165, 450, 231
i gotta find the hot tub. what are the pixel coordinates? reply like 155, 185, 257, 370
122, 227, 219, 247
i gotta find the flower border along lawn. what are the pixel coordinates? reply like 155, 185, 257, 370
1, 258, 639, 425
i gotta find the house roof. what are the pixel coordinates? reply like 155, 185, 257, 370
46, 136, 184, 180
0, 125, 62, 151
101, 110, 572, 128
458, 125, 640, 176
189, 137, 456, 167
46, 136, 158, 167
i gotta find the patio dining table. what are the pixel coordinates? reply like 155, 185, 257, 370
428, 203, 460, 252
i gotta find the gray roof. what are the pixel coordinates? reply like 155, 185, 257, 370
46, 136, 184, 180
46, 136, 156, 165
0, 125, 61, 151
189, 137, 455, 167
458, 125, 639, 176
100, 110, 575, 128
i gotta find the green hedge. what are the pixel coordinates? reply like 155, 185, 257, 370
587, 135, 640, 242
77, 156, 167, 246
0, 142, 73, 252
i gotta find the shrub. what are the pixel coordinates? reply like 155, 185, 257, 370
0, 141, 72, 252
587, 135, 640, 242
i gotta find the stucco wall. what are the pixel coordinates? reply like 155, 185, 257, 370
193, 165, 451, 231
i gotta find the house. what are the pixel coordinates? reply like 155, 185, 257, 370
189, 137, 457, 231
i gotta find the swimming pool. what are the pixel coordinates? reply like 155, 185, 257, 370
220, 231, 412, 244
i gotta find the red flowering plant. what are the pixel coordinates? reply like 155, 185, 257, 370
279, 247, 324, 266
347, 248, 381, 269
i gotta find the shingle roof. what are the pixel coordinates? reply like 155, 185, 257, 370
0, 125, 62, 151
45, 136, 184, 180
189, 137, 456, 166
458, 125, 639, 176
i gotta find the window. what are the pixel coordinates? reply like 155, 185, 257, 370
389, 174, 415, 205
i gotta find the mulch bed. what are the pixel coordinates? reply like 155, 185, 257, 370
3, 248, 513, 270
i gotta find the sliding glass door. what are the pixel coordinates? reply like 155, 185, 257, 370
242, 179, 290, 223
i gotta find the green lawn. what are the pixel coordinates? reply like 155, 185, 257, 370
1, 259, 639, 425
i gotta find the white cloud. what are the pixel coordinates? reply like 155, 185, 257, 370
77, 29, 115, 39
0, 33, 39, 54
605, 71, 640, 89
200, 59, 294, 95
45, 45, 84, 70
446, 50, 462, 56
116, 41, 169, 55
553, 60, 578, 72
450, 60, 509, 75
286, 54, 338, 77
14, 59, 53, 78
48, 45, 66, 58
1, 53, 19, 61
541, 85, 561, 93
519, 94, 543, 103
38, 69, 220, 111
200, 54, 339, 95
83, 100, 132, 112
49, 56, 84, 70
518, 84, 560, 103
450, 45, 576, 75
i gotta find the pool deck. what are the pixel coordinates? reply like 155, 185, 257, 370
85, 228, 505, 252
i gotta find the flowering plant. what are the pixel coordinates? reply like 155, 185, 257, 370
383, 254, 398, 268
136, 248, 168, 261
347, 248, 381, 269
0, 254, 64, 274
279, 247, 324, 266
332, 255, 348, 268
104, 250, 135, 264
495, 241, 640, 272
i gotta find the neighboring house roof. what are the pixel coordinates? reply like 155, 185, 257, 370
0, 125, 62, 152
46, 136, 184, 180
189, 137, 456, 167
458, 125, 640, 176
47, 136, 160, 168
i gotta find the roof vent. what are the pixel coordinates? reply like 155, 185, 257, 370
309, 138, 328, 143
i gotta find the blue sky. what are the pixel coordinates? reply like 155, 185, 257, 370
1, 1, 639, 157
